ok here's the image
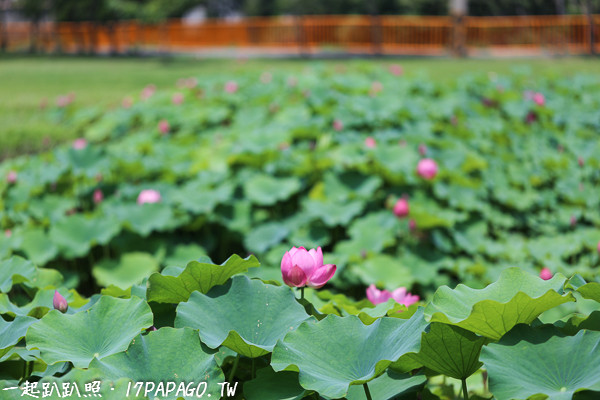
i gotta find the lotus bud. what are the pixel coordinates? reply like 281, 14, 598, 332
578, 157, 584, 167
158, 119, 170, 135
365, 137, 376, 148
122, 96, 133, 109
416, 158, 438, 180
73, 138, 87, 150
137, 189, 161, 205
93, 189, 103, 204
366, 285, 391, 305
53, 291, 68, 313
393, 198, 409, 218
333, 119, 343, 131
539, 268, 552, 281
533, 92, 545, 106
281, 246, 336, 289
172, 93, 184, 105
6, 170, 17, 184
388, 64, 403, 76
4, 229, 12, 238
418, 144, 427, 156
570, 216, 577, 227
409, 219, 417, 231
224, 81, 238, 94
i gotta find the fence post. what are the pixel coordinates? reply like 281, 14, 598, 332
450, 0, 467, 57
370, 14, 383, 55
296, 15, 308, 57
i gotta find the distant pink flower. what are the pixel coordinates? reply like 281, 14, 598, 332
393, 198, 409, 218
6, 170, 17, 184
281, 246, 336, 289
172, 93, 184, 105
141, 84, 156, 100
39, 98, 48, 110
370, 81, 383, 95
333, 119, 343, 131
224, 81, 238, 94
365, 137, 376, 148
122, 96, 133, 109
287, 76, 297, 87
525, 111, 537, 124
597, 240, 600, 254
398, 140, 407, 147
533, 92, 545, 106
73, 138, 87, 150
186, 77, 198, 89
451, 115, 458, 126
390, 287, 420, 307
137, 189, 161, 205
570, 216, 577, 227
409, 219, 417, 231
4, 229, 12, 238
56, 95, 72, 108
260, 72, 272, 84
540, 268, 552, 281
389, 64, 403, 76
418, 144, 427, 156
158, 119, 170, 135
53, 291, 68, 313
578, 157, 584, 167
93, 189, 103, 204
366, 284, 391, 305
523, 90, 534, 100
417, 158, 438, 180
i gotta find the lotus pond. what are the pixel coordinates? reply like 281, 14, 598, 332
1, 64, 600, 399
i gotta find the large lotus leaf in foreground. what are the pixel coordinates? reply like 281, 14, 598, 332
26, 296, 153, 367
426, 268, 574, 339
175, 275, 310, 357
0, 316, 37, 355
271, 308, 428, 398
90, 328, 224, 399
345, 370, 426, 400
92, 252, 159, 289
481, 324, 600, 400
0, 256, 36, 292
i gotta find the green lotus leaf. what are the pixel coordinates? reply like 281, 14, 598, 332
349, 254, 414, 291
243, 174, 301, 206
426, 267, 575, 339
244, 367, 307, 400
147, 254, 259, 303
0, 256, 36, 292
26, 295, 153, 367
0, 289, 88, 318
90, 328, 224, 399
0, 315, 37, 350
271, 308, 428, 398
175, 275, 310, 357
410, 322, 487, 380
557, 311, 600, 335
481, 325, 600, 400
303, 198, 364, 227
163, 243, 207, 267
18, 228, 58, 266
566, 274, 600, 303
172, 180, 234, 214
49, 214, 120, 258
28, 195, 77, 224
106, 203, 176, 237
92, 252, 159, 289
346, 370, 426, 400
244, 222, 289, 253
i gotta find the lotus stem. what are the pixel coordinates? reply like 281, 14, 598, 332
462, 378, 469, 400
228, 354, 240, 382
300, 287, 305, 300
363, 383, 372, 400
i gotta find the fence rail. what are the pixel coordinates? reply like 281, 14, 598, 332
1, 14, 598, 56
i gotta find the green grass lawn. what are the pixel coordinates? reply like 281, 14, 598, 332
1, 55, 599, 159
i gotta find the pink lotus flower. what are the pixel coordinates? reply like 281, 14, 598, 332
398, 140, 407, 147
409, 219, 417, 231
281, 246, 336, 289
570, 216, 577, 227
389, 64, 403, 76
525, 111, 537, 124
122, 96, 133, 109
172, 93, 184, 105
224, 81, 238, 94
39, 98, 48, 110
4, 229, 12, 238
540, 268, 552, 281
417, 158, 438, 180
93, 189, 103, 204
333, 119, 343, 131
393, 198, 409, 218
53, 291, 68, 313
141, 84, 156, 100
260, 72, 273, 84
365, 137, 376, 148
366, 285, 419, 307
597, 240, 600, 254
418, 144, 427, 156
137, 189, 161, 205
73, 138, 87, 150
533, 92, 545, 106
578, 157, 584, 167
158, 119, 170, 135
6, 170, 17, 184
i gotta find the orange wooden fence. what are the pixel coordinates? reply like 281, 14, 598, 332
1, 14, 598, 56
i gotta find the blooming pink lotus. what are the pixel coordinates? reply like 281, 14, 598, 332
366, 285, 419, 307
597, 240, 600, 254
393, 198, 409, 218
333, 119, 343, 131
540, 268, 552, 281
53, 291, 68, 313
141, 84, 156, 100
137, 189, 161, 205
6, 170, 17, 184
224, 81, 238, 94
93, 189, 103, 204
172, 93, 184, 105
389, 64, 403, 76
73, 138, 87, 150
281, 246, 336, 289
533, 92, 545, 106
418, 144, 427, 156
365, 137, 376, 148
417, 158, 438, 180
158, 120, 170, 135
4, 229, 12, 238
